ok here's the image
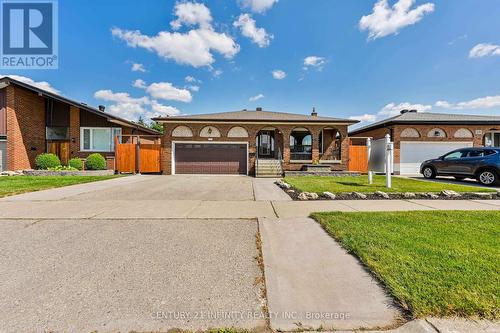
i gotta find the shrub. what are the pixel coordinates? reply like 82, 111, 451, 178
85, 153, 106, 170
35, 153, 61, 170
68, 157, 84, 170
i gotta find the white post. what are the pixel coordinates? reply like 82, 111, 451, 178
366, 137, 372, 184
386, 141, 393, 189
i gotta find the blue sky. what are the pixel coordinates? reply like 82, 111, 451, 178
2, 0, 500, 127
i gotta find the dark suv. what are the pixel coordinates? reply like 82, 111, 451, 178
420, 147, 500, 186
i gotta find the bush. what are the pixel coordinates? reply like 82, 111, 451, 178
68, 157, 84, 170
85, 153, 106, 170
35, 153, 61, 170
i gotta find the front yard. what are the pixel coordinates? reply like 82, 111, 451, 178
0, 175, 122, 198
285, 175, 495, 194
312, 211, 500, 319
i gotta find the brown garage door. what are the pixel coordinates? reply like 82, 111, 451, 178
175, 143, 247, 175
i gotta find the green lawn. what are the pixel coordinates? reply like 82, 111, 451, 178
284, 175, 495, 193
0, 175, 122, 198
312, 211, 500, 319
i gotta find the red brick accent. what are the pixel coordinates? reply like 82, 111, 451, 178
6, 85, 46, 170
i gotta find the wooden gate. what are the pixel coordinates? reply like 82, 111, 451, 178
348, 139, 368, 173
115, 136, 161, 173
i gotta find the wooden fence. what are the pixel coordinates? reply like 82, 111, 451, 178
115, 136, 161, 173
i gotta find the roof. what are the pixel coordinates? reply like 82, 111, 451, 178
350, 111, 500, 135
0, 76, 161, 135
153, 109, 358, 124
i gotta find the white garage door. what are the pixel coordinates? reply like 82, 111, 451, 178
400, 141, 473, 174
0, 141, 6, 172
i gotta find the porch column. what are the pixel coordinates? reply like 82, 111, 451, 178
282, 128, 291, 164
312, 128, 321, 162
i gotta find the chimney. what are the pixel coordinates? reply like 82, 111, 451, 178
400, 109, 409, 114
409, 109, 417, 113
311, 107, 318, 117
256, 107, 263, 111
98, 105, 106, 112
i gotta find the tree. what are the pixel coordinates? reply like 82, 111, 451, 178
150, 121, 164, 134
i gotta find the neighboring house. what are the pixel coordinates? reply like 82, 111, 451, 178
0, 77, 160, 172
349, 110, 500, 174
153, 107, 357, 176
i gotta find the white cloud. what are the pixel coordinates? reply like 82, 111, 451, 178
131, 63, 146, 72
94, 89, 180, 121
212, 69, 223, 78
132, 79, 147, 89
146, 82, 192, 102
187, 85, 200, 92
303, 56, 326, 70
112, 2, 239, 68
249, 93, 264, 102
0, 74, 60, 94
271, 69, 286, 80
435, 95, 500, 110
469, 43, 500, 58
233, 14, 273, 48
170, 1, 212, 30
359, 0, 435, 40
185, 75, 201, 83
379, 102, 432, 116
239, 0, 278, 13
349, 114, 377, 123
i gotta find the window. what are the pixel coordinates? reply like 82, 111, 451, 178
46, 127, 69, 140
443, 150, 466, 160
484, 132, 500, 147
80, 127, 122, 152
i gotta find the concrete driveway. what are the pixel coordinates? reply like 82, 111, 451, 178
0, 218, 265, 332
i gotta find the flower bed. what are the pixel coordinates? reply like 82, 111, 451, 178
22, 169, 115, 177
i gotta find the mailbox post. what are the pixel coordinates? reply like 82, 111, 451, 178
386, 141, 393, 188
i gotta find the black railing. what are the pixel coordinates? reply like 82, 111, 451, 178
290, 145, 312, 160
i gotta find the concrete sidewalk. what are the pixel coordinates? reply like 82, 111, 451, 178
259, 217, 402, 331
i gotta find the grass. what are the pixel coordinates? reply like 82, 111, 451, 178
312, 211, 500, 319
284, 175, 495, 194
0, 175, 122, 198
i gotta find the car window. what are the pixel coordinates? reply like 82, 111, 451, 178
443, 151, 466, 160
483, 150, 497, 156
467, 150, 485, 158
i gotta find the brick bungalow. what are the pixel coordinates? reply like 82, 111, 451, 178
153, 107, 357, 176
0, 77, 160, 172
349, 110, 500, 174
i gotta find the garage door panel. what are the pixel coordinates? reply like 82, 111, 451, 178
400, 141, 473, 174
175, 143, 247, 175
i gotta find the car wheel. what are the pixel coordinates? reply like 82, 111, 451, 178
422, 166, 436, 179
454, 176, 466, 181
477, 170, 498, 186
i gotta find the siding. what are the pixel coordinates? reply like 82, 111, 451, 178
0, 89, 6, 135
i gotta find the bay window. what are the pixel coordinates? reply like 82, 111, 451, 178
80, 127, 122, 152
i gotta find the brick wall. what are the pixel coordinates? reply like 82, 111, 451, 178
6, 85, 46, 170
160, 122, 350, 175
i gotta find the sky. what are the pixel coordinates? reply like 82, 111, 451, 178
2, 0, 500, 128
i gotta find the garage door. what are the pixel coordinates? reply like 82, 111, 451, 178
174, 143, 247, 175
400, 141, 473, 174
0, 141, 6, 172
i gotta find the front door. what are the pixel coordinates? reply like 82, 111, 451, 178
47, 141, 70, 165
258, 131, 273, 158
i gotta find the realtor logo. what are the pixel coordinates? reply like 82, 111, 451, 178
1, 0, 58, 69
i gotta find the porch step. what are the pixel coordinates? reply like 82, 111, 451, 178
256, 159, 283, 178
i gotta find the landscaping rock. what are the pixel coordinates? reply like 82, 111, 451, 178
473, 192, 493, 199
374, 191, 389, 199
307, 192, 319, 200
286, 189, 295, 194
0, 171, 22, 176
352, 192, 367, 199
297, 192, 309, 201
423, 192, 439, 199
275, 180, 291, 189
403, 192, 417, 199
441, 190, 461, 198
323, 191, 336, 200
